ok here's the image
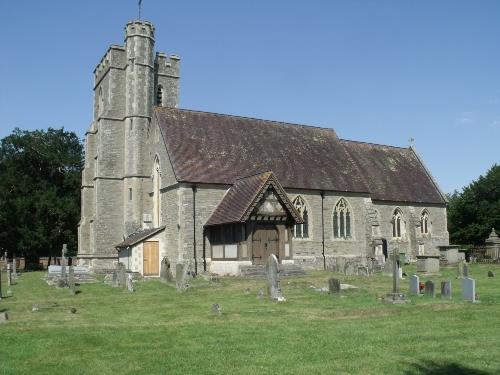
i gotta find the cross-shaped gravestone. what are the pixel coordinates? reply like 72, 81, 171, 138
383, 248, 409, 304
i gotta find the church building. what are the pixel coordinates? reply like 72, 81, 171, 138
77, 20, 449, 276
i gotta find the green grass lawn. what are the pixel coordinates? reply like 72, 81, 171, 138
1, 264, 500, 374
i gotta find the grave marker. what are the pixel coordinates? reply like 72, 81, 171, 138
119, 264, 127, 289
126, 274, 135, 292
383, 248, 409, 303
266, 254, 285, 301
425, 280, 435, 298
488, 270, 495, 278
441, 281, 452, 300
328, 278, 341, 294
160, 257, 174, 283
457, 260, 465, 278
176, 263, 188, 291
463, 264, 469, 278
462, 277, 476, 302
68, 266, 76, 295
12, 256, 17, 279
0, 267, 2, 300
409, 275, 420, 295
6, 264, 13, 297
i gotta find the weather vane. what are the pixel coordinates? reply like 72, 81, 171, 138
138, 0, 143, 20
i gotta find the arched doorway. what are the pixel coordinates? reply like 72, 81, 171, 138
252, 224, 279, 265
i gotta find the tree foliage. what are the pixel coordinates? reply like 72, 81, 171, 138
0, 128, 82, 267
447, 164, 500, 245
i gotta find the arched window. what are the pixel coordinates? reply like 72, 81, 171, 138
420, 210, 430, 235
293, 196, 309, 239
333, 198, 351, 239
392, 208, 404, 238
156, 85, 163, 106
152, 156, 161, 227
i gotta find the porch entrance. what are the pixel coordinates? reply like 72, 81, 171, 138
252, 224, 279, 265
143, 241, 159, 276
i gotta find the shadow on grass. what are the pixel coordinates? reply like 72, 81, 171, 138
406, 361, 495, 375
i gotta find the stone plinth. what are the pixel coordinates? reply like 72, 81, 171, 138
439, 245, 459, 265
416, 255, 440, 274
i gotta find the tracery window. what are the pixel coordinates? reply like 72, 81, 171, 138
333, 198, 351, 239
293, 196, 309, 239
420, 210, 430, 235
392, 208, 404, 238
156, 85, 163, 106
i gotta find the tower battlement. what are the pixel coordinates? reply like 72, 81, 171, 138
155, 52, 180, 78
93, 45, 126, 87
125, 20, 155, 41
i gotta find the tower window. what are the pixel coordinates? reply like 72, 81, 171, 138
156, 85, 163, 106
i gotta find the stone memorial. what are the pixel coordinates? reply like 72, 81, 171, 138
256, 290, 264, 299
68, 266, 76, 295
441, 281, 452, 300
328, 278, 341, 294
439, 245, 460, 265
416, 255, 440, 274
176, 263, 188, 291
0, 312, 8, 323
425, 280, 435, 298
384, 248, 409, 304
0, 267, 2, 300
457, 260, 465, 278
61, 244, 67, 281
211, 303, 222, 315
463, 263, 469, 278
6, 264, 13, 297
12, 256, 17, 279
111, 268, 119, 287
409, 275, 420, 295
119, 263, 127, 289
126, 274, 135, 292
266, 254, 285, 301
160, 257, 174, 283
462, 277, 476, 302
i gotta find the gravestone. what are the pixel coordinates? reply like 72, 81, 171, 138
160, 257, 174, 283
425, 280, 435, 298
384, 248, 409, 304
409, 275, 420, 295
61, 244, 67, 281
126, 274, 135, 292
68, 266, 76, 295
0, 312, 8, 323
119, 264, 127, 289
344, 262, 357, 276
176, 263, 188, 291
328, 278, 341, 294
441, 280, 452, 300
488, 270, 495, 277
211, 303, 221, 315
463, 264, 469, 278
6, 264, 13, 297
256, 290, 264, 299
462, 277, 476, 302
457, 260, 465, 278
111, 269, 119, 287
12, 256, 17, 279
266, 254, 285, 301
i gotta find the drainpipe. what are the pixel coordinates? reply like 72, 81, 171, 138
192, 185, 198, 275
321, 191, 326, 270
202, 228, 207, 272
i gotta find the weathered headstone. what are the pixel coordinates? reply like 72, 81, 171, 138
462, 277, 476, 302
111, 269, 119, 287
441, 281, 452, 300
463, 263, 469, 278
211, 303, 221, 315
126, 274, 135, 292
457, 260, 465, 278
119, 263, 127, 289
425, 280, 435, 298
160, 257, 174, 283
175, 263, 188, 291
12, 256, 17, 279
328, 278, 341, 294
409, 274, 420, 295
0, 312, 8, 323
61, 244, 67, 281
256, 290, 264, 299
68, 266, 76, 295
6, 264, 13, 297
488, 270, 495, 278
266, 254, 285, 301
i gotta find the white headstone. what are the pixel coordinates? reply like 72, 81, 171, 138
409, 274, 420, 295
461, 277, 476, 302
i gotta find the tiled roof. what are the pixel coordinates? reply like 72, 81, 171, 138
155, 108, 446, 204
205, 171, 303, 226
115, 226, 165, 249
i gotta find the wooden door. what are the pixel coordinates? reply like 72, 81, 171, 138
143, 241, 159, 276
252, 224, 279, 265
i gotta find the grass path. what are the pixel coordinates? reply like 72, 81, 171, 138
1, 264, 500, 374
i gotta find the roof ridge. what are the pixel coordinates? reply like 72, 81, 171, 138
155, 106, 337, 134
340, 138, 409, 150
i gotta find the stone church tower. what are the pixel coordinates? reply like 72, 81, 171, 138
78, 20, 180, 268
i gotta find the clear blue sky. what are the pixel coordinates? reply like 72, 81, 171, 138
1, 0, 499, 193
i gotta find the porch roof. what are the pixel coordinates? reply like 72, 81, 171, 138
115, 226, 165, 249
205, 171, 303, 227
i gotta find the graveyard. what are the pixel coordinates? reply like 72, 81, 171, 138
1, 263, 500, 374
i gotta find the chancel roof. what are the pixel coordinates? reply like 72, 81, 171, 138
155, 107, 446, 205
205, 171, 303, 226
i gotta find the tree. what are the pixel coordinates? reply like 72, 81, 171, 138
0, 128, 82, 268
447, 164, 500, 245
